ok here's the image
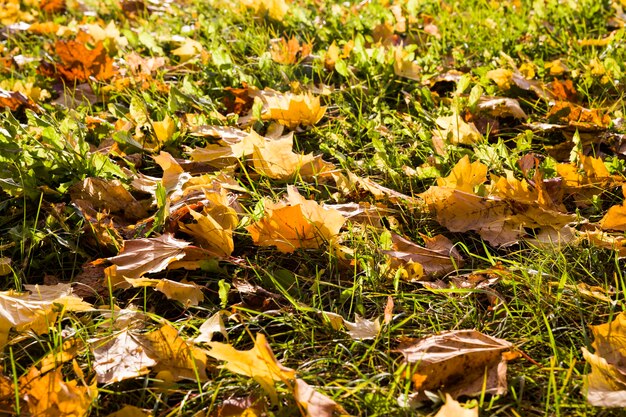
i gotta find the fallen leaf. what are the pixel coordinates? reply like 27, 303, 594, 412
91, 329, 157, 383
178, 203, 236, 257
20, 367, 97, 417
247, 186, 346, 253
70, 177, 149, 221
399, 329, 514, 401
243, 88, 326, 129
0, 257, 10, 276
105, 234, 191, 288
600, 185, 626, 231
476, 97, 527, 119
344, 315, 381, 340
383, 233, 463, 279
294, 378, 345, 417
436, 155, 487, 193
582, 312, 626, 406
270, 36, 312, 65
143, 323, 208, 381
0, 283, 92, 348
194, 311, 228, 344
207, 333, 296, 403
0, 88, 38, 111
434, 394, 478, 417
125, 277, 205, 306
251, 136, 334, 180
53, 32, 115, 82
547, 101, 611, 130
240, 0, 288, 20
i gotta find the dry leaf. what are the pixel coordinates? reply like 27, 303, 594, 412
20, 367, 96, 417
270, 36, 312, 65
53, 32, 115, 82
125, 278, 205, 306
344, 315, 381, 340
247, 186, 346, 253
0, 257, 10, 276
70, 177, 149, 220
143, 323, 208, 381
434, 394, 478, 417
0, 283, 92, 348
243, 88, 326, 129
436, 155, 487, 194
399, 329, 514, 401
178, 205, 236, 257
251, 137, 334, 180
105, 234, 190, 287
383, 233, 463, 279
208, 333, 296, 403
600, 185, 626, 231
294, 378, 345, 417
547, 101, 611, 130
433, 114, 482, 154
240, 0, 288, 20
194, 311, 228, 344
0, 88, 38, 111
477, 97, 527, 119
91, 329, 157, 383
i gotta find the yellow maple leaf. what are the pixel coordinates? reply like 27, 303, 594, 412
152, 115, 176, 145
207, 333, 296, 403
143, 323, 208, 381
582, 312, 626, 406
0, 284, 92, 348
240, 0, 288, 20
436, 155, 487, 193
251, 138, 334, 180
246, 88, 326, 129
246, 186, 346, 253
125, 277, 205, 306
486, 68, 514, 90
19, 367, 97, 417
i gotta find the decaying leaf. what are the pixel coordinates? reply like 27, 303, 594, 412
240, 0, 288, 20
434, 394, 478, 417
70, 177, 149, 221
0, 283, 92, 348
92, 323, 208, 383
207, 333, 296, 403
294, 378, 345, 417
105, 234, 190, 287
434, 114, 482, 148
600, 185, 626, 231
0, 257, 11, 276
20, 366, 97, 417
247, 186, 346, 253
582, 312, 626, 406
383, 233, 463, 280
399, 329, 514, 401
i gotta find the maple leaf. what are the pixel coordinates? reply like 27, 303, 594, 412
194, 311, 228, 344
207, 333, 296, 403
20, 367, 97, 417
240, 0, 288, 20
434, 394, 478, 417
270, 36, 313, 65
70, 177, 149, 221
547, 101, 610, 130
582, 312, 626, 406
600, 185, 626, 231
0, 88, 38, 111
294, 378, 347, 417
251, 136, 334, 180
105, 234, 190, 288
383, 233, 463, 280
344, 315, 381, 340
53, 32, 115, 82
243, 88, 326, 129
399, 330, 515, 401
247, 186, 346, 253
92, 323, 208, 383
91, 329, 157, 383
0, 284, 92, 348
125, 278, 205, 306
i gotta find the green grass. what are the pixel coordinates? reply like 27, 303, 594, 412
2, 0, 626, 415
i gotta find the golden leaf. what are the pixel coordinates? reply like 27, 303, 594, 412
436, 155, 487, 193
207, 333, 296, 403
125, 278, 205, 306
294, 378, 346, 417
245, 88, 326, 129
0, 284, 92, 348
582, 312, 626, 406
247, 186, 346, 253
20, 367, 97, 417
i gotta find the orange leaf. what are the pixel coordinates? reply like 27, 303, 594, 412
53, 32, 115, 82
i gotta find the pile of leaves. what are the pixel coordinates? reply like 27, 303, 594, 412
2, 0, 626, 415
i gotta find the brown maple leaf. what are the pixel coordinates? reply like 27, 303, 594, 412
52, 32, 115, 82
